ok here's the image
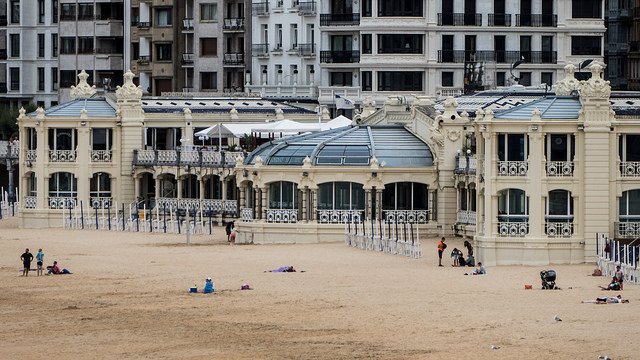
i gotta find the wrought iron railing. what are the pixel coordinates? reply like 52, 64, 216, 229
615, 221, 640, 239
317, 209, 364, 223
181, 53, 195, 64
241, 207, 253, 222
620, 161, 640, 176
266, 209, 298, 223
252, 2, 269, 15
545, 221, 573, 237
48, 197, 77, 209
26, 150, 37, 162
223, 53, 244, 65
182, 18, 194, 30
497, 221, 529, 237
298, 1, 316, 14
223, 18, 245, 30
90, 197, 113, 209
90, 150, 112, 162
546, 161, 574, 176
383, 210, 430, 224
497, 161, 528, 176
457, 210, 476, 225
320, 50, 360, 63
296, 43, 315, 56
438, 50, 556, 64
252, 44, 269, 56
516, 14, 558, 27
455, 155, 477, 174
320, 13, 360, 26
437, 13, 482, 26
488, 13, 512, 26
49, 150, 77, 162
24, 196, 37, 209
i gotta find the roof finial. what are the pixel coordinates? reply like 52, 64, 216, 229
70, 70, 97, 99
116, 70, 143, 101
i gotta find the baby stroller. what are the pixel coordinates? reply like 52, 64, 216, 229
540, 270, 557, 290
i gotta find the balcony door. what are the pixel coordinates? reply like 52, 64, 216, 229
520, 0, 532, 26
520, 35, 532, 62
494, 0, 506, 25
545, 134, 574, 162
465, 35, 476, 61
498, 134, 527, 161
441, 0, 453, 25
542, 35, 553, 62
331, 35, 352, 51
464, 0, 476, 25
494, 35, 505, 62
542, 0, 553, 26
441, 35, 454, 62
332, 0, 352, 13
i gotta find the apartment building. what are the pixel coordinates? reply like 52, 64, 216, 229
2, 0, 60, 108
604, 0, 631, 90
628, 0, 640, 90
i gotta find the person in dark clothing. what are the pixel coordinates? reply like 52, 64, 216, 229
20, 248, 34, 276
225, 221, 235, 242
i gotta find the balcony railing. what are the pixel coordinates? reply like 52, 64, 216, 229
457, 210, 476, 225
516, 14, 558, 27
266, 209, 298, 223
383, 210, 430, 224
90, 150, 112, 162
223, 18, 245, 31
24, 196, 37, 209
48, 197, 77, 209
317, 209, 364, 223
223, 53, 244, 65
181, 53, 195, 64
155, 198, 238, 214
137, 21, 151, 28
137, 55, 151, 64
437, 13, 482, 26
438, 50, 556, 64
252, 44, 269, 56
455, 154, 477, 174
298, 1, 316, 14
241, 207, 253, 222
26, 150, 37, 162
296, 43, 316, 57
615, 221, 640, 239
488, 13, 512, 26
49, 150, 77, 162
133, 149, 243, 167
620, 161, 640, 176
320, 50, 360, 63
497, 220, 529, 237
252, 2, 269, 15
546, 161, 574, 176
182, 18, 194, 30
545, 221, 574, 237
497, 161, 528, 176
320, 13, 360, 26
90, 197, 113, 209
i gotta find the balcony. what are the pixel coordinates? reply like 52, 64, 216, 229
49, 150, 77, 162
137, 55, 151, 64
298, 1, 316, 15
455, 154, 477, 174
620, 161, 640, 176
437, 50, 556, 64
545, 220, 574, 237
488, 13, 511, 26
245, 84, 318, 99
615, 221, 640, 239
252, 2, 269, 15
456, 210, 476, 225
320, 13, 360, 26
317, 209, 364, 223
90, 197, 113, 209
133, 149, 244, 167
497, 217, 529, 237
156, 198, 238, 214
90, 150, 112, 162
546, 161, 574, 176
182, 18, 194, 30
49, 197, 77, 209
383, 210, 430, 224
252, 44, 269, 57
223, 53, 244, 65
24, 196, 37, 209
497, 161, 528, 176
266, 209, 298, 223
223, 18, 245, 31
296, 43, 316, 57
181, 53, 194, 65
137, 21, 151, 28
516, 14, 557, 27
320, 50, 360, 63
437, 13, 482, 26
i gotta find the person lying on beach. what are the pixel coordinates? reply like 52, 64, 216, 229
582, 295, 629, 304
46, 261, 72, 275
267, 266, 296, 273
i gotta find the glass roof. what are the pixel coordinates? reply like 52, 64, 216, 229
245, 125, 434, 167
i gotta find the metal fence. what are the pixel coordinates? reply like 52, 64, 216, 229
344, 219, 421, 259
596, 233, 640, 285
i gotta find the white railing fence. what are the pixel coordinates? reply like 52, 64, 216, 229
344, 219, 422, 259
0, 189, 19, 219
596, 233, 640, 285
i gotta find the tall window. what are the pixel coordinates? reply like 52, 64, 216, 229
52, 67, 58, 91
52, 0, 58, 23
91, 128, 112, 150
361, 71, 372, 91
10, 34, 20, 57
378, 34, 423, 54
10, 68, 20, 91
442, 72, 454, 87
572, 0, 601, 18
11, 0, 20, 23
318, 182, 365, 210
61, 37, 75, 54
620, 190, 640, 222
201, 72, 217, 90
52, 34, 58, 57
571, 36, 601, 55
498, 189, 528, 221
619, 134, 640, 162
38, 0, 45, 23
38, 67, 45, 91
90, 173, 111, 200
49, 172, 77, 198
362, 34, 372, 54
78, 37, 94, 54
38, 34, 45, 57
497, 134, 527, 161
546, 190, 573, 221
382, 182, 429, 210
378, 0, 423, 16
545, 134, 575, 162
200, 3, 217, 21
156, 8, 172, 26
61, 3, 76, 20
156, 44, 172, 60
200, 38, 218, 56
377, 71, 423, 91
78, 3, 93, 20
48, 128, 77, 150
269, 181, 298, 209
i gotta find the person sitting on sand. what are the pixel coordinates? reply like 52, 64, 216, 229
47, 261, 72, 275
600, 280, 622, 291
582, 295, 629, 304
473, 262, 486, 275
203, 277, 214, 294
613, 265, 624, 290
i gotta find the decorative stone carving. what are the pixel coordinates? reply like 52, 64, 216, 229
230, 107, 239, 120
321, 106, 330, 120
254, 156, 263, 167
370, 156, 379, 170
475, 109, 485, 121
70, 70, 97, 99
555, 63, 581, 96
80, 108, 88, 119
447, 129, 461, 141
531, 108, 542, 122
580, 62, 611, 101
302, 156, 312, 169
19, 107, 27, 120
35, 107, 45, 120
116, 70, 143, 101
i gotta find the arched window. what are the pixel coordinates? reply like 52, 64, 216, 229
318, 182, 365, 210
269, 181, 298, 209
48, 172, 77, 208
498, 188, 528, 222
546, 190, 573, 222
382, 182, 428, 210
90, 173, 112, 208
181, 174, 199, 199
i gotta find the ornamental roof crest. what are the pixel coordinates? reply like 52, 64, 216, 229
116, 70, 143, 101
580, 62, 611, 101
554, 64, 580, 96
70, 70, 97, 99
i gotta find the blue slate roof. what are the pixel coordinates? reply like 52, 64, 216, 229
493, 96, 582, 120
29, 99, 116, 118
246, 125, 434, 167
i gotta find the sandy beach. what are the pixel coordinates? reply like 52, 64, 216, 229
1, 218, 639, 359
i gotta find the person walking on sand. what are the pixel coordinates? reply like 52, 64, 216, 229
438, 237, 447, 267
35, 249, 44, 276
20, 248, 33, 276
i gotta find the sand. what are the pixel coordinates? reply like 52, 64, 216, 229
1, 218, 639, 359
